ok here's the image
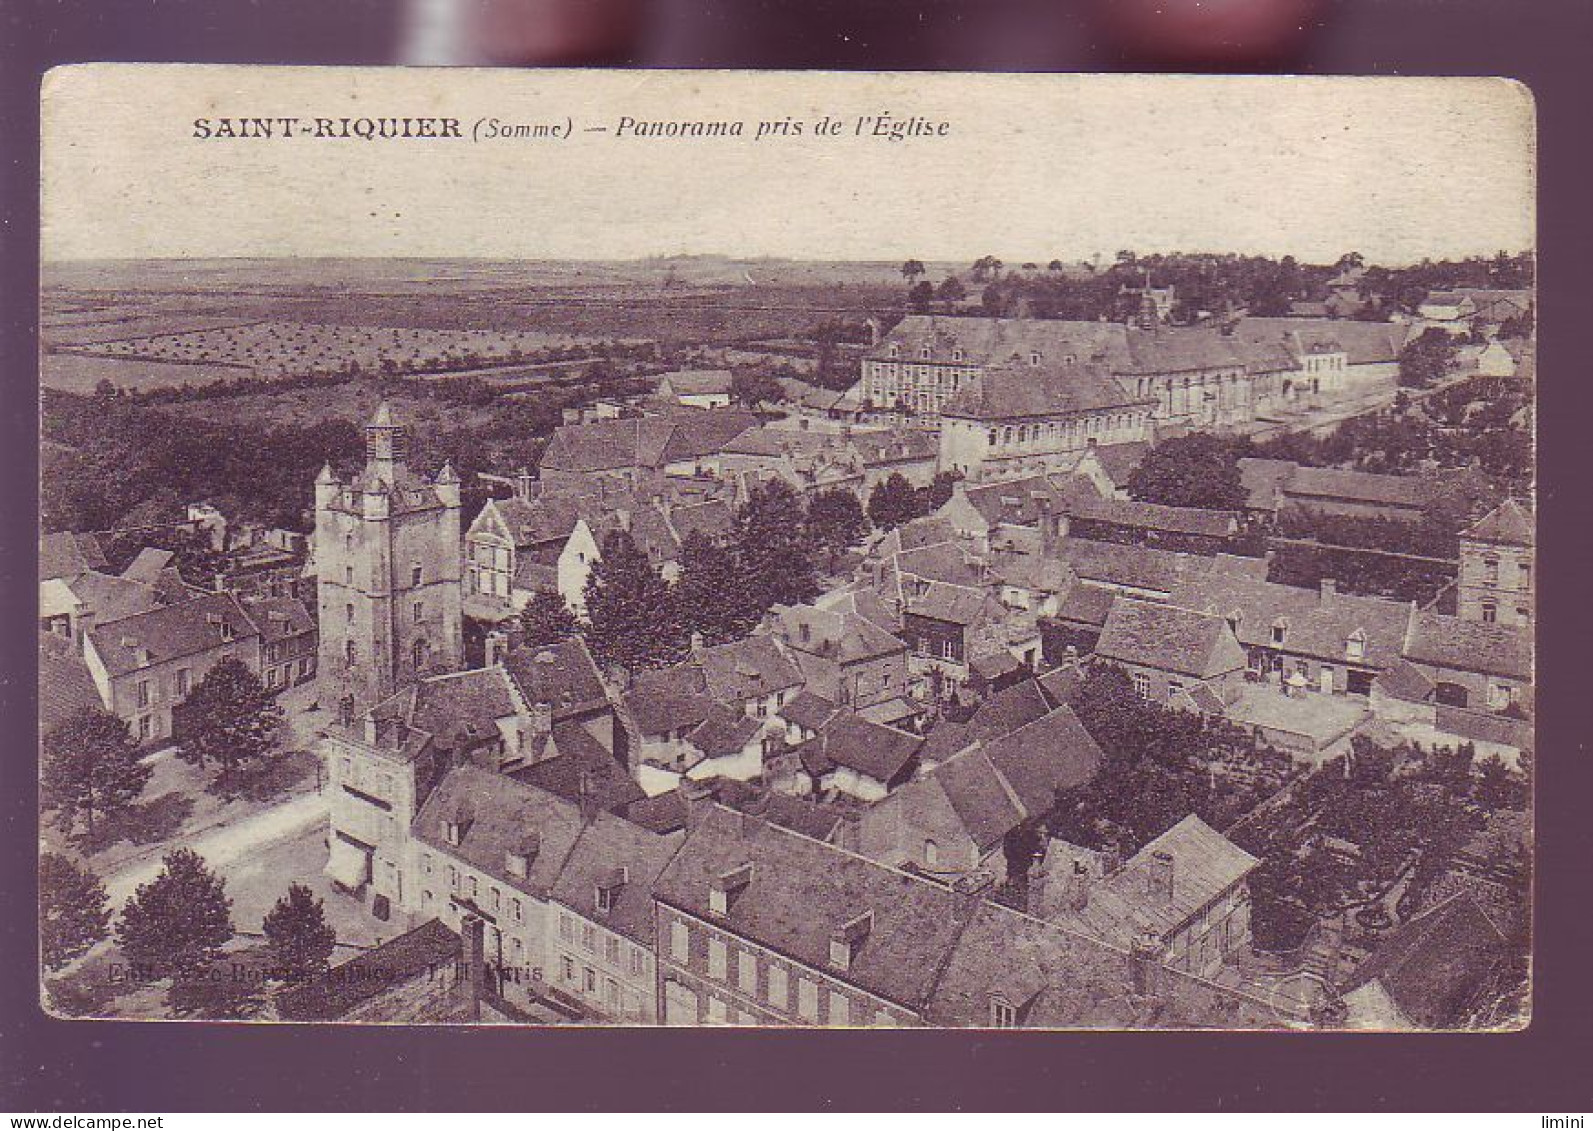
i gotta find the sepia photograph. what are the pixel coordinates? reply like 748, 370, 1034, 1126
36, 66, 1535, 1032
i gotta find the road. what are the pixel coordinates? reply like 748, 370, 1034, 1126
104, 789, 328, 907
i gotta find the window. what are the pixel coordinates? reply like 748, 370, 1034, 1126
447, 865, 459, 890
1167, 680, 1183, 704
990, 996, 1018, 1028
137, 680, 152, 708
708, 938, 728, 980
738, 951, 757, 994
344, 565, 354, 586
1484, 557, 1500, 584
559, 913, 573, 942
561, 956, 575, 983
888, 345, 899, 358
422, 890, 434, 907
707, 996, 728, 1024
1519, 562, 1531, 587
138, 715, 154, 740
413, 602, 424, 624
767, 965, 789, 1010
920, 347, 931, 360
630, 947, 646, 977
829, 992, 850, 1027
490, 887, 500, 911
176, 669, 191, 696
923, 839, 939, 867
670, 920, 690, 962
605, 936, 621, 965
346, 603, 355, 624
468, 876, 478, 898
411, 562, 423, 586
596, 884, 617, 914
1346, 630, 1366, 661
1481, 602, 1497, 624
581, 923, 596, 953
1271, 620, 1287, 645
583, 967, 597, 994
1132, 671, 1152, 700
512, 899, 522, 923
605, 978, 620, 1008
797, 978, 819, 1021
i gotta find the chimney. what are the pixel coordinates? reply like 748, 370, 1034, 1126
577, 767, 601, 822
1320, 577, 1337, 602
1067, 859, 1092, 912
1147, 850, 1176, 901
484, 629, 509, 669
460, 913, 487, 1022
1129, 932, 1164, 999
738, 793, 769, 838
515, 468, 534, 501
689, 631, 705, 655
828, 910, 874, 972
680, 778, 714, 830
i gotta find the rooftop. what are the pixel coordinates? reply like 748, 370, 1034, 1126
85, 592, 257, 678
1096, 598, 1247, 680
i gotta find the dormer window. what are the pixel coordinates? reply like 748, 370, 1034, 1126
1271, 618, 1288, 646
952, 348, 963, 362
888, 345, 899, 358
1029, 351, 1041, 367
1345, 629, 1366, 662
595, 866, 629, 914
990, 995, 1018, 1028
710, 863, 753, 917
220, 621, 234, 642
828, 910, 874, 972
920, 347, 931, 360
443, 820, 462, 847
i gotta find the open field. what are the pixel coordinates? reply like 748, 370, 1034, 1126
41, 352, 256, 394
148, 381, 512, 430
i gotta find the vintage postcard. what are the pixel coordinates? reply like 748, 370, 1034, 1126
37, 66, 1534, 1030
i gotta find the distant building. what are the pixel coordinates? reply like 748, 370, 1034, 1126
1457, 499, 1533, 626
657, 369, 734, 409
314, 403, 464, 718
537, 408, 758, 489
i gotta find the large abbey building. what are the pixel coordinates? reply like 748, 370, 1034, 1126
315, 403, 464, 718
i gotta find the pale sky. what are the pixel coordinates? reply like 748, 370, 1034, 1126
42, 67, 1535, 266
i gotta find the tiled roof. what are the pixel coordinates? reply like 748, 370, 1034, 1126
919, 678, 1053, 764
1096, 598, 1246, 680
39, 632, 105, 735
778, 690, 841, 733
1342, 894, 1508, 1029
66, 570, 163, 626
905, 582, 1000, 627
1434, 705, 1532, 750
122, 547, 176, 584
1282, 465, 1432, 510
1072, 815, 1260, 944
960, 474, 1092, 529
1049, 537, 1263, 595
1231, 317, 1409, 367
1087, 441, 1152, 487
1376, 659, 1435, 704
711, 779, 852, 843
653, 803, 968, 1012
1054, 583, 1117, 628
242, 596, 315, 643
698, 635, 803, 703
86, 593, 257, 678
771, 603, 907, 666
798, 712, 922, 784
623, 668, 715, 738
931, 752, 1027, 850
39, 531, 108, 582
501, 637, 611, 720
1171, 574, 1414, 670
848, 429, 938, 466
1461, 499, 1533, 547
661, 369, 733, 396
276, 919, 461, 1022
622, 789, 691, 834
403, 668, 520, 752
686, 703, 763, 759
895, 543, 987, 589
538, 409, 757, 474
549, 814, 685, 945
1118, 326, 1260, 376
1237, 457, 1300, 512
1036, 665, 1085, 709
1403, 611, 1531, 681
942, 358, 1142, 422
1062, 495, 1238, 540
924, 901, 1274, 1029
870, 315, 1131, 371
413, 763, 587, 898
510, 722, 647, 815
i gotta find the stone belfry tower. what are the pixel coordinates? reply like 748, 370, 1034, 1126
315, 402, 463, 719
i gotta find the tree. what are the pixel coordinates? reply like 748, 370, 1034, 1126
936, 275, 967, 307
924, 469, 962, 511
867, 472, 921, 531
729, 479, 821, 618
806, 487, 870, 571
731, 368, 784, 408
40, 852, 111, 970
900, 259, 925, 286
41, 708, 152, 839
116, 847, 234, 982
1124, 433, 1247, 511
584, 529, 685, 671
174, 658, 285, 784
670, 531, 748, 645
1398, 327, 1458, 389
518, 589, 577, 649
263, 883, 337, 983
908, 281, 936, 311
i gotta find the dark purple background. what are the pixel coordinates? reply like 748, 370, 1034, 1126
3, 0, 1591, 1113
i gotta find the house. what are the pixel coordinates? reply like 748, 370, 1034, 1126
38, 631, 106, 735
1049, 494, 1240, 555
39, 567, 166, 650
717, 427, 865, 498
1170, 574, 1415, 697
859, 704, 1102, 884
1230, 318, 1409, 393
39, 531, 109, 583
1400, 611, 1531, 713
933, 474, 1100, 553
537, 408, 758, 489
1474, 338, 1517, 378
901, 582, 1037, 691
1457, 499, 1533, 626
1094, 597, 1248, 708
244, 596, 317, 692
916, 677, 1055, 767
82, 592, 263, 746
1061, 815, 1260, 979
678, 703, 767, 784
1340, 894, 1510, 1030
1047, 536, 1267, 601
545, 813, 686, 1022
621, 665, 720, 792
652, 801, 970, 1025
936, 357, 1155, 484
764, 596, 910, 711
696, 634, 805, 721
790, 711, 923, 802
657, 369, 734, 409
1274, 465, 1434, 522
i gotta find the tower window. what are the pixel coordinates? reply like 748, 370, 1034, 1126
413, 602, 424, 624
411, 562, 423, 586
346, 603, 355, 624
